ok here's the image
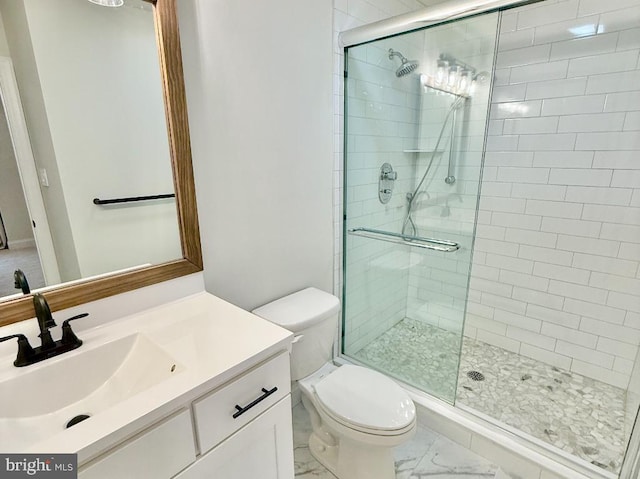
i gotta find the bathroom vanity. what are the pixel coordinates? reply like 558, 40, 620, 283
0, 291, 294, 479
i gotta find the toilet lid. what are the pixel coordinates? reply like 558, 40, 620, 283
314, 365, 415, 432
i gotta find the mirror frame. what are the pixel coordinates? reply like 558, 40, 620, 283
0, 0, 202, 327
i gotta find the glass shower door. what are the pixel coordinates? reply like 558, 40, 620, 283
342, 13, 499, 403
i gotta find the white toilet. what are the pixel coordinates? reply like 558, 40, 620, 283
253, 287, 416, 479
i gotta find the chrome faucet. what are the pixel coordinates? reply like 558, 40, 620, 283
0, 294, 88, 367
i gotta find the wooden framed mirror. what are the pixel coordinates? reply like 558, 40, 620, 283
0, 0, 202, 327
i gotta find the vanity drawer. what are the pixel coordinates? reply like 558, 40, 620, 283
79, 409, 195, 479
193, 351, 290, 453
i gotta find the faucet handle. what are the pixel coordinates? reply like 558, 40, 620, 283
0, 334, 36, 367
61, 313, 89, 347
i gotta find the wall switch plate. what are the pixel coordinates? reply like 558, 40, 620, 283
39, 168, 49, 187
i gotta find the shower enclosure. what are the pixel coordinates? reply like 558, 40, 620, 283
341, 0, 640, 477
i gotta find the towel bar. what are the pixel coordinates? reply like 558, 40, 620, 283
348, 227, 459, 252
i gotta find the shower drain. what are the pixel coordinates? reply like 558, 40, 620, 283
467, 370, 485, 381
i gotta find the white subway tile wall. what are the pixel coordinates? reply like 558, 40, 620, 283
342, 7, 499, 363
336, 0, 640, 390
403, 16, 498, 336
466, 0, 640, 389
337, 0, 430, 354
334, 0, 431, 304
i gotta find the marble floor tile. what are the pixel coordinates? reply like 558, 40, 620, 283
292, 403, 497, 479
394, 426, 440, 478
407, 436, 496, 479
292, 404, 337, 479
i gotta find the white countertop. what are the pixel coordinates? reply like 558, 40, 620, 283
0, 291, 292, 464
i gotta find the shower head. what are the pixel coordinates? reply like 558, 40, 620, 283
396, 60, 419, 77
388, 49, 419, 77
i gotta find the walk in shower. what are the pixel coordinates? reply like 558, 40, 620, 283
341, 0, 640, 477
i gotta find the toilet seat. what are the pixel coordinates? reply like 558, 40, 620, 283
314, 365, 416, 435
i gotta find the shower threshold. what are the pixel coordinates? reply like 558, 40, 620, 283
352, 318, 626, 474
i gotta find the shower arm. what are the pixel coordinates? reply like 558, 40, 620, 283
388, 49, 407, 62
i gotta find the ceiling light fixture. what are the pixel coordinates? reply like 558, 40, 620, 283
88, 0, 124, 7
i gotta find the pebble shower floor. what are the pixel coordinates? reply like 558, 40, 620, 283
353, 318, 627, 474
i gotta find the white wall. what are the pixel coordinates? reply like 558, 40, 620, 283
465, 0, 640, 389
0, 0, 80, 280
178, 0, 334, 311
0, 9, 11, 57
21, 0, 181, 278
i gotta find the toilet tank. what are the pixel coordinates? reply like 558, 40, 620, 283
252, 288, 341, 380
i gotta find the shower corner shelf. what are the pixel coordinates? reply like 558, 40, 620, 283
348, 227, 459, 252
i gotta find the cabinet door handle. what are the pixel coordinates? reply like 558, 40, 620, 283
232, 386, 278, 419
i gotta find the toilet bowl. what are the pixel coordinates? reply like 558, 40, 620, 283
252, 287, 416, 479
300, 362, 416, 479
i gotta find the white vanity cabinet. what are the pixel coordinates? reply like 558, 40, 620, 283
78, 409, 196, 479
79, 351, 294, 479
175, 396, 293, 479
179, 350, 294, 479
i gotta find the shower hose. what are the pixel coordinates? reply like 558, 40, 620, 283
402, 95, 466, 238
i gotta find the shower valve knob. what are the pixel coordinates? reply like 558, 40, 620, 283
379, 163, 396, 204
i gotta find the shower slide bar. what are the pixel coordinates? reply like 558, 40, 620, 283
348, 227, 459, 252
93, 193, 175, 205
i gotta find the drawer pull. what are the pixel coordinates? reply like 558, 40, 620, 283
232, 387, 278, 419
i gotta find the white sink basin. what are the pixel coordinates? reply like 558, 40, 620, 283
0, 333, 181, 451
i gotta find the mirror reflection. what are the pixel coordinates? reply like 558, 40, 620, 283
0, 0, 182, 299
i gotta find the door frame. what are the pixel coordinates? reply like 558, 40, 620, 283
0, 56, 60, 285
